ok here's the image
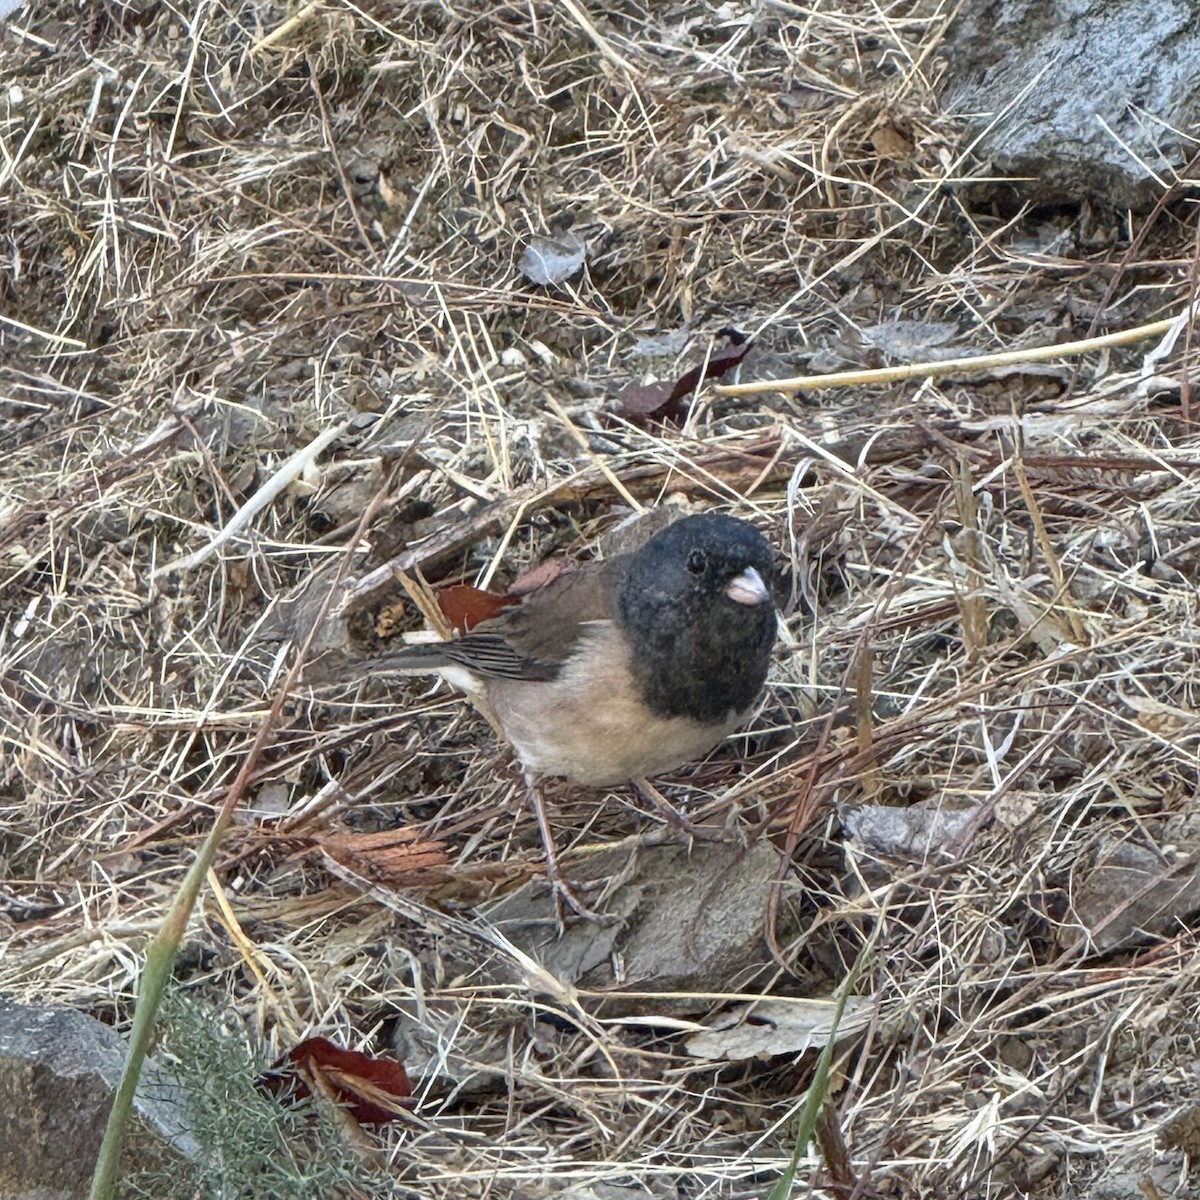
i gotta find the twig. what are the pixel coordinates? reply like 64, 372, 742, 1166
716, 310, 1198, 395
249, 0, 322, 54
152, 419, 350, 578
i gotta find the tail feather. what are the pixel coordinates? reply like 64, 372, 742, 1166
359, 642, 459, 674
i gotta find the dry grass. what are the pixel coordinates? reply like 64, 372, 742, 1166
3, 1, 1200, 1197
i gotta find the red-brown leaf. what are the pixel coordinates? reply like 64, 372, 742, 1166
435, 582, 516, 633
436, 559, 576, 630
260, 1036, 414, 1125
614, 336, 752, 423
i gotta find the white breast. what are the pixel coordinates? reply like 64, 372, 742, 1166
484, 624, 747, 786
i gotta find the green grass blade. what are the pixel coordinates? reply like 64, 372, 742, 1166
765, 941, 873, 1200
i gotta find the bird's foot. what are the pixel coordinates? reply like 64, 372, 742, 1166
632, 777, 729, 841
544, 871, 612, 929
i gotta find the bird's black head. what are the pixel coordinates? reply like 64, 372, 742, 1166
617, 513, 777, 723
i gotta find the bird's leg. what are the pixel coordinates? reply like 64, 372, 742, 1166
524, 773, 607, 927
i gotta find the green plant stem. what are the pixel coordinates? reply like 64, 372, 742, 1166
765, 938, 875, 1200
87, 737, 267, 1200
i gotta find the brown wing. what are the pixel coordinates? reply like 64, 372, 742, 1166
428, 556, 624, 681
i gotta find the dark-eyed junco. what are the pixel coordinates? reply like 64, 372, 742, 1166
368, 512, 777, 786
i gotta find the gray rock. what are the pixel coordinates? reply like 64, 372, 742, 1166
510, 1185, 680, 1200
841, 800, 978, 860
1065, 835, 1200, 953
0, 998, 198, 1200
517, 230, 587, 287
551, 1186, 681, 1200
941, 0, 1200, 210
485, 838, 794, 1012
1089, 1160, 1183, 1200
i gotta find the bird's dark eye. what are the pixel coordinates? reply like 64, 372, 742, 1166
686, 549, 707, 575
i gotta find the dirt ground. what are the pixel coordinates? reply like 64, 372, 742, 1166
3, 2, 1200, 1198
